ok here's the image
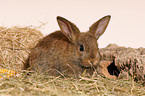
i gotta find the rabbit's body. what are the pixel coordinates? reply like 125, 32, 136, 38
24, 16, 111, 77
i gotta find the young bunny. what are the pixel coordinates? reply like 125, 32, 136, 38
24, 15, 111, 77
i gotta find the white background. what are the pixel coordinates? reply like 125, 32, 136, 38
0, 0, 145, 48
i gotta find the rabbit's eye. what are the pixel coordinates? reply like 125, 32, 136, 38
79, 45, 84, 52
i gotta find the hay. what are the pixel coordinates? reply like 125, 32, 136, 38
0, 26, 43, 71
0, 73, 145, 96
100, 44, 145, 84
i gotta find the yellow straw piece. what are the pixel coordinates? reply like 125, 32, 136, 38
0, 69, 19, 79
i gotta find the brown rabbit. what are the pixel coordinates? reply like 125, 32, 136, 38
24, 15, 111, 77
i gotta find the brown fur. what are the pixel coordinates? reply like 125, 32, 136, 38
24, 15, 111, 77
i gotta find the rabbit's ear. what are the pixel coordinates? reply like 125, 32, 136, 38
89, 15, 111, 40
57, 16, 80, 43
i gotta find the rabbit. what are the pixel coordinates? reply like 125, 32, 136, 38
23, 15, 111, 77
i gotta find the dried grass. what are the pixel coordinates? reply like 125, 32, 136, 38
0, 73, 145, 96
100, 44, 145, 84
0, 26, 43, 70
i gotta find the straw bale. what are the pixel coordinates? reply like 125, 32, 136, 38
0, 26, 43, 70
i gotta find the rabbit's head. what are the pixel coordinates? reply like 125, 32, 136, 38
57, 15, 111, 68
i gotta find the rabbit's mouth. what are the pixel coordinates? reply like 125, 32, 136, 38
79, 59, 100, 68
88, 60, 100, 67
